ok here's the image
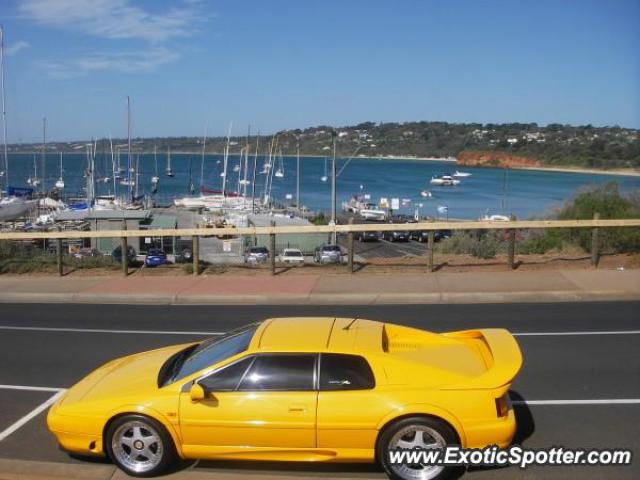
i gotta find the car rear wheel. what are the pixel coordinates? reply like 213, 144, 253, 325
106, 415, 177, 477
377, 416, 458, 480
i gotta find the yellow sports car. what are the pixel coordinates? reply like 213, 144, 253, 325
47, 318, 522, 480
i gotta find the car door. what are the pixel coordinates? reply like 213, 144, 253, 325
179, 353, 318, 456
316, 353, 388, 451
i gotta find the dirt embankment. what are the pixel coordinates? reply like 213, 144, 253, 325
457, 150, 541, 169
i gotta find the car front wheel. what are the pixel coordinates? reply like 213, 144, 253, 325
106, 415, 177, 477
377, 416, 458, 480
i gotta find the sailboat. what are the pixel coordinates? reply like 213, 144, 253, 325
320, 157, 328, 182
151, 146, 159, 193
188, 156, 195, 194
165, 147, 174, 177
55, 152, 64, 189
274, 151, 284, 178
27, 155, 41, 187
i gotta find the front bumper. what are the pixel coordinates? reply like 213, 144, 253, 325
47, 395, 105, 456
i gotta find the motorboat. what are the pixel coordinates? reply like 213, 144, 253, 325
430, 175, 460, 186
420, 190, 432, 198
452, 170, 472, 178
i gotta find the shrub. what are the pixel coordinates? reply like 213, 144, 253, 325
437, 231, 502, 259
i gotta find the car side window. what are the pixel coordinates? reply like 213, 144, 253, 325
238, 355, 316, 391
199, 357, 253, 391
319, 353, 375, 390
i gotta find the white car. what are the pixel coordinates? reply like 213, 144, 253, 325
279, 248, 305, 265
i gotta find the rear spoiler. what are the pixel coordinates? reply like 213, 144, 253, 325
442, 328, 523, 390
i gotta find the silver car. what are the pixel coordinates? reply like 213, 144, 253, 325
314, 244, 342, 264
245, 246, 269, 264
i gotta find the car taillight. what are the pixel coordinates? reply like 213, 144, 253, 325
495, 394, 509, 417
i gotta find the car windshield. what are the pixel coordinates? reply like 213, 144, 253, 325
250, 247, 268, 254
323, 246, 340, 252
166, 323, 259, 384
285, 250, 303, 257
148, 249, 164, 256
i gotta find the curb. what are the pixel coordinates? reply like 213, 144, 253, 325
0, 291, 637, 305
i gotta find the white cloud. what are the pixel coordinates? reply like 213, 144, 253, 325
5, 41, 31, 56
19, 0, 208, 43
41, 48, 180, 78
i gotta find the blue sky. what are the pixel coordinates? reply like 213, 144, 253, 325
1, 0, 639, 142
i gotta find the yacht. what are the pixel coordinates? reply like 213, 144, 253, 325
452, 170, 472, 178
430, 175, 460, 186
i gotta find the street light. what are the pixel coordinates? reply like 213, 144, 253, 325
330, 130, 337, 243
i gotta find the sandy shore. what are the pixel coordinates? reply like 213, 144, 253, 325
509, 165, 640, 177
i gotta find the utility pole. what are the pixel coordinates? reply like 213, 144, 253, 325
296, 135, 300, 212
331, 130, 337, 244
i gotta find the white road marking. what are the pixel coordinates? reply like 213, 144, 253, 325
0, 326, 223, 336
0, 390, 66, 442
513, 330, 640, 336
0, 385, 64, 393
2, 325, 640, 337
511, 398, 640, 405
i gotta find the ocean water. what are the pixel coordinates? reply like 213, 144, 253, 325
3, 153, 640, 220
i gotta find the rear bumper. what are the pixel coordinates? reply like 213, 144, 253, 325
463, 407, 517, 449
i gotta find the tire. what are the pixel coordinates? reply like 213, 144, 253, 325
106, 414, 177, 477
377, 416, 458, 480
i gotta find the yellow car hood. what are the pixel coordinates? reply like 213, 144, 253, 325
62, 343, 193, 406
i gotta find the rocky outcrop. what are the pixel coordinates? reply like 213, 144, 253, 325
457, 150, 541, 168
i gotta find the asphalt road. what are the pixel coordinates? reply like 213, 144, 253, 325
0, 302, 638, 479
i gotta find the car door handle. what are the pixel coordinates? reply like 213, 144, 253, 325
288, 404, 307, 412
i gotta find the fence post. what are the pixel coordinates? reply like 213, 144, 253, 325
427, 222, 435, 273
121, 220, 128, 276
192, 233, 200, 276
591, 212, 600, 267
270, 220, 276, 275
507, 214, 516, 270
348, 218, 354, 273
56, 227, 63, 277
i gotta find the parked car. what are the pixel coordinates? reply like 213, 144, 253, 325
144, 248, 168, 267
389, 214, 417, 224
410, 229, 453, 243
245, 246, 269, 264
382, 230, 410, 242
47, 318, 522, 479
354, 230, 380, 242
314, 244, 342, 264
72, 247, 100, 259
111, 245, 136, 264
278, 248, 305, 265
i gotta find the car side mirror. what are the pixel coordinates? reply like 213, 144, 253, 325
189, 383, 206, 402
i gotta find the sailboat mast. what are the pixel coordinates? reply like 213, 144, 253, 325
221, 123, 232, 198
126, 96, 132, 202
110, 136, 116, 196
41, 117, 46, 194
200, 123, 207, 193
0, 26, 8, 197
251, 134, 259, 213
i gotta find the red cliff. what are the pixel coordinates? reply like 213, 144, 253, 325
457, 150, 541, 169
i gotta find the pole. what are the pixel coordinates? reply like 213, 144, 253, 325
296, 136, 300, 211
331, 131, 337, 244
42, 117, 46, 194
121, 219, 128, 276
347, 217, 354, 273
192, 234, 200, 276
0, 26, 8, 197
507, 214, 516, 270
591, 212, 600, 267
427, 228, 435, 273
251, 134, 259, 213
56, 227, 63, 276
270, 220, 276, 275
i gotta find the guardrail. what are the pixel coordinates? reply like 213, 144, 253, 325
1, 217, 639, 276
